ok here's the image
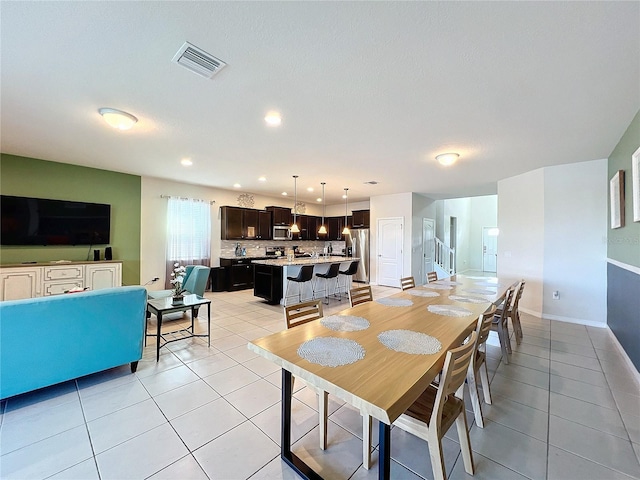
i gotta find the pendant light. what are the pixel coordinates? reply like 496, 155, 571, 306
318, 182, 327, 235
290, 175, 300, 234
342, 188, 350, 235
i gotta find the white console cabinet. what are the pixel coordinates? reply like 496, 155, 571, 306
0, 261, 122, 301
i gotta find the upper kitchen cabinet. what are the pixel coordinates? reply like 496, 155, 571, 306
352, 210, 370, 228
221, 206, 272, 240
266, 206, 292, 226
327, 216, 344, 241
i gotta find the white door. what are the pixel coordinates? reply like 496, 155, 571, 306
422, 218, 435, 283
482, 227, 499, 273
377, 217, 403, 287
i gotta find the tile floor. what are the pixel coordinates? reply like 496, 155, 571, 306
1, 283, 640, 480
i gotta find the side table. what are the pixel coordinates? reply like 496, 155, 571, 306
146, 294, 211, 361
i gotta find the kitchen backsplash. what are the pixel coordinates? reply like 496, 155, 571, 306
220, 240, 346, 258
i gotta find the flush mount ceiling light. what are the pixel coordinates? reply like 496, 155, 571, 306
290, 175, 300, 234
258, 176, 266, 182
98, 108, 138, 130
181, 158, 193, 166
342, 188, 350, 235
264, 111, 282, 127
233, 183, 241, 188
436, 153, 460, 166
318, 182, 327, 235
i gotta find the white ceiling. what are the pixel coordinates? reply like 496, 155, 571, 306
1, 1, 638, 205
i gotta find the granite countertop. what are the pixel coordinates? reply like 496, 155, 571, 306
219, 255, 272, 260
252, 256, 358, 266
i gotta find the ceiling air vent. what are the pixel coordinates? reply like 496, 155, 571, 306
364, 181, 379, 185
172, 42, 227, 79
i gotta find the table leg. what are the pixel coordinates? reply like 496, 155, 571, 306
378, 422, 391, 480
156, 312, 162, 362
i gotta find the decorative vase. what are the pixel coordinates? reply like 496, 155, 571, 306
172, 294, 184, 305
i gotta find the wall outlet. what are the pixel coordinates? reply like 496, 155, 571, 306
552, 290, 560, 300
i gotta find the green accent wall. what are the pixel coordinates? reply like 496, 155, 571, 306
0, 154, 141, 285
607, 109, 640, 268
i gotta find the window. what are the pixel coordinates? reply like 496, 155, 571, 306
165, 197, 211, 287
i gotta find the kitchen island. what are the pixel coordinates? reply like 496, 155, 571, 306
252, 256, 358, 305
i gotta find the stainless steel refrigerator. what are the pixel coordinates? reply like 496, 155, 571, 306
347, 229, 370, 283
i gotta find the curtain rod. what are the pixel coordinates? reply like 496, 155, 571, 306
161, 195, 215, 205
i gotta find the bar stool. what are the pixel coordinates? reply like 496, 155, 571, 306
337, 260, 359, 298
284, 265, 314, 306
313, 263, 341, 304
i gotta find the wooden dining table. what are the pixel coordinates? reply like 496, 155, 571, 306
248, 274, 517, 480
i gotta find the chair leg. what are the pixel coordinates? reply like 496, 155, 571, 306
467, 369, 484, 428
318, 390, 328, 450
497, 325, 509, 364
455, 410, 475, 475
480, 361, 492, 405
427, 435, 447, 480
512, 312, 523, 344
504, 321, 513, 354
362, 414, 372, 469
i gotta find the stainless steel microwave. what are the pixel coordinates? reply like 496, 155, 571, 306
273, 225, 292, 240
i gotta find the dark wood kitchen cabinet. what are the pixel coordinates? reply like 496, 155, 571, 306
221, 207, 272, 240
266, 206, 292, 226
220, 258, 254, 291
352, 210, 370, 228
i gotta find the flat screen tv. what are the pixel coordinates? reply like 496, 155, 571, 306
1, 195, 111, 246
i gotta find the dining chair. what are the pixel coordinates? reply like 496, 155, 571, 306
400, 276, 416, 290
393, 331, 478, 480
496, 280, 525, 345
283, 300, 329, 449
348, 285, 373, 307
426, 271, 438, 283
467, 304, 497, 428
491, 286, 515, 364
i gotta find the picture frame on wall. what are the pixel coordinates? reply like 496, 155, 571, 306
610, 170, 625, 229
633, 147, 640, 222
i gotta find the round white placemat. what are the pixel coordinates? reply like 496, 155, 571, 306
376, 297, 414, 307
406, 289, 440, 297
449, 294, 489, 304
297, 337, 365, 367
422, 283, 453, 290
378, 330, 442, 355
321, 315, 370, 332
475, 281, 502, 287
464, 288, 496, 295
427, 304, 474, 317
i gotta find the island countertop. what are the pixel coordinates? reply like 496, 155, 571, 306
252, 256, 358, 266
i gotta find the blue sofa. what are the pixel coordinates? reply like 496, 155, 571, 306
0, 286, 147, 400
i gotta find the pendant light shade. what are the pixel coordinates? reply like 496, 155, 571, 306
318, 182, 327, 235
342, 188, 350, 235
290, 175, 300, 234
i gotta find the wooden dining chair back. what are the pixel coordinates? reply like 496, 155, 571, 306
349, 285, 373, 307
282, 299, 329, 450
393, 331, 477, 480
509, 281, 525, 344
491, 286, 515, 364
426, 271, 438, 283
284, 299, 324, 329
400, 276, 416, 290
467, 304, 497, 428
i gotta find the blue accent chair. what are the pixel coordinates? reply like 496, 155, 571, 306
148, 265, 211, 315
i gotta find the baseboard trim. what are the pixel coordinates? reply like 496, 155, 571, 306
542, 313, 607, 329
606, 326, 640, 384
519, 307, 542, 318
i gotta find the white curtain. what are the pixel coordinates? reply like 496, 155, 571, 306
165, 197, 211, 288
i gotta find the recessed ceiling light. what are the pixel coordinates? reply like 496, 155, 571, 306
181, 158, 193, 166
316, 198, 322, 202
233, 183, 241, 188
436, 153, 460, 166
264, 111, 282, 126
98, 108, 138, 130
281, 192, 288, 196
258, 176, 266, 182
307, 187, 314, 192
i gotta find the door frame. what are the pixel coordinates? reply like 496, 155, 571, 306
422, 218, 435, 285
376, 217, 404, 287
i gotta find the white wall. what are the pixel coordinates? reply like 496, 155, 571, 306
412, 194, 437, 284
543, 159, 607, 325
497, 168, 545, 315
497, 160, 607, 325
469, 196, 499, 271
